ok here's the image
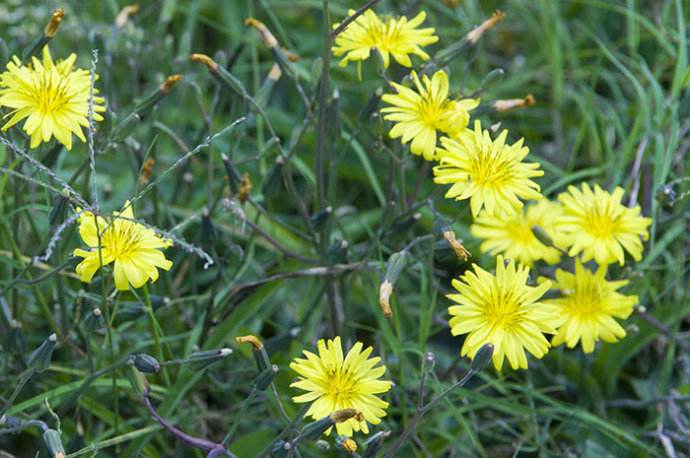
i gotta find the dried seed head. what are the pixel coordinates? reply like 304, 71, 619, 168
493, 94, 536, 112
115, 4, 140, 28
44, 8, 65, 38
467, 10, 506, 44
442, 230, 471, 261
379, 281, 393, 318
245, 17, 278, 48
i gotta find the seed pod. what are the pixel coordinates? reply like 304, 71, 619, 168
28, 334, 57, 373
132, 353, 161, 374
42, 429, 65, 458
471, 343, 494, 372
254, 364, 278, 390
187, 348, 233, 370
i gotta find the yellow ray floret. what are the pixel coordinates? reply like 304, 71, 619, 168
73, 201, 173, 291
545, 260, 637, 353
434, 121, 543, 216
447, 256, 561, 371
290, 336, 392, 437
471, 199, 563, 266
0, 47, 105, 150
332, 10, 438, 69
555, 183, 652, 265
381, 70, 478, 161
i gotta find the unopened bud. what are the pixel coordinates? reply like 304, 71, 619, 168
531, 224, 555, 248
190, 53, 219, 71
310, 206, 332, 232
188, 348, 233, 370
132, 353, 160, 373
160, 74, 183, 93
44, 9, 65, 38
235, 335, 264, 349
42, 429, 65, 458
443, 230, 471, 261
337, 437, 358, 454
635, 305, 647, 314
28, 333, 57, 373
379, 281, 393, 318
301, 409, 362, 441
272, 440, 291, 457
236, 335, 270, 370
471, 343, 494, 372
362, 430, 391, 458
83, 307, 105, 332
254, 364, 279, 390
125, 361, 149, 395
239, 173, 252, 204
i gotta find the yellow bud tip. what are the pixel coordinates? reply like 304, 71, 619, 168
235, 334, 264, 350
443, 230, 471, 261
379, 281, 393, 318
239, 173, 252, 204
161, 74, 183, 92
467, 9, 506, 44
342, 438, 358, 454
44, 8, 65, 38
285, 50, 300, 62
115, 4, 140, 28
245, 17, 279, 48
190, 53, 219, 72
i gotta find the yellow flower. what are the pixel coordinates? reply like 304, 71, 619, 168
73, 201, 173, 291
0, 47, 105, 150
381, 70, 478, 160
447, 255, 560, 371
290, 336, 392, 437
545, 260, 637, 353
434, 121, 544, 217
332, 10, 438, 69
556, 183, 652, 265
471, 200, 562, 266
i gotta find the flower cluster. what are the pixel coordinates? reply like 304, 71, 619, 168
369, 8, 651, 370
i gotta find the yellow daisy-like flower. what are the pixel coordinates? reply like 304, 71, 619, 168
332, 10, 438, 69
0, 47, 105, 150
556, 183, 652, 265
290, 336, 392, 437
73, 201, 173, 291
471, 199, 563, 266
545, 260, 637, 353
447, 255, 560, 371
381, 70, 478, 160
433, 121, 544, 217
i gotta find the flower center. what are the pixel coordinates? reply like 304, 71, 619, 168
101, 220, 143, 259
484, 287, 523, 331
565, 283, 604, 319
469, 144, 514, 187
585, 204, 621, 238
324, 366, 357, 405
30, 70, 71, 115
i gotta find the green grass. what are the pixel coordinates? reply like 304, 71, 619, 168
1, 0, 689, 456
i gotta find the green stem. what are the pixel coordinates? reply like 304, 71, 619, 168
142, 284, 171, 386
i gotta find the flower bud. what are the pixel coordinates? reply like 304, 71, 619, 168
111, 113, 141, 142
362, 430, 391, 458
272, 440, 291, 457
28, 333, 57, 373
493, 94, 536, 113
336, 436, 358, 454
42, 429, 65, 458
254, 364, 279, 390
442, 230, 471, 261
221, 152, 242, 194
44, 9, 65, 38
310, 206, 332, 232
82, 308, 105, 332
327, 239, 349, 264
261, 156, 284, 199
115, 4, 140, 28
235, 335, 270, 370
125, 360, 149, 395
188, 348, 233, 370
531, 224, 555, 248
132, 353, 161, 374
471, 343, 494, 372
379, 281, 393, 318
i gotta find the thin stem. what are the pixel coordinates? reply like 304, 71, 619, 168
141, 284, 172, 386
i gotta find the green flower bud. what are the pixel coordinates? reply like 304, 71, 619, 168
188, 348, 233, 371
42, 429, 65, 458
471, 343, 494, 372
132, 353, 160, 374
254, 364, 278, 390
28, 333, 57, 373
